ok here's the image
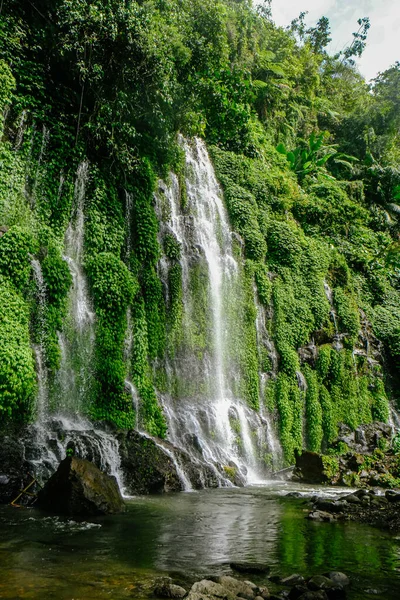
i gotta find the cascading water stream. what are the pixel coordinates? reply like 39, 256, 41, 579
154, 137, 278, 484
56, 161, 95, 413
28, 162, 126, 491
31, 258, 48, 423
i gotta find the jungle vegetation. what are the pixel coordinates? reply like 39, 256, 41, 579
0, 0, 399, 462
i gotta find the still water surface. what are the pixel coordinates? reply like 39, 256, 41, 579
0, 482, 399, 599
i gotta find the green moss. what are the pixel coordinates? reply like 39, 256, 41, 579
322, 455, 339, 481
130, 295, 167, 437
371, 378, 389, 422
0, 226, 37, 292
304, 365, 323, 453
275, 372, 303, 465
333, 287, 360, 344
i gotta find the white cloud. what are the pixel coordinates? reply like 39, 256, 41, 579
262, 0, 400, 80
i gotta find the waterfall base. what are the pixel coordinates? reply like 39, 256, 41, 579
0, 418, 243, 502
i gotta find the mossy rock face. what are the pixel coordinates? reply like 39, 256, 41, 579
117, 430, 220, 494
117, 430, 183, 494
37, 456, 125, 515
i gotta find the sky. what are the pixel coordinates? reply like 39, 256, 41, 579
263, 0, 400, 81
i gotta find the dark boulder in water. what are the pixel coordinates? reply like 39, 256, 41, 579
37, 456, 125, 515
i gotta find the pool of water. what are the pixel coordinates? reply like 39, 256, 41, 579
0, 482, 399, 599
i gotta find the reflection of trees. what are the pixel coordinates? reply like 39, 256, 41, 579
278, 501, 400, 595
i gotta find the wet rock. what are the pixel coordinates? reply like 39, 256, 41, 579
217, 576, 255, 599
332, 423, 392, 454
37, 456, 125, 515
308, 576, 334, 591
293, 452, 327, 484
117, 431, 183, 494
385, 490, 400, 503
244, 581, 259, 591
342, 494, 360, 504
189, 579, 236, 600
324, 573, 349, 588
325, 587, 346, 600
288, 586, 308, 600
307, 511, 341, 523
286, 492, 302, 498
297, 593, 328, 600
281, 575, 305, 586
230, 562, 271, 575
314, 499, 347, 514
154, 580, 187, 598
0, 431, 31, 504
118, 430, 219, 493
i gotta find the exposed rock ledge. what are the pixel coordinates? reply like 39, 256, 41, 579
0, 421, 233, 504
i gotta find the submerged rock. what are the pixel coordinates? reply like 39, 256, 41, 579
37, 456, 125, 515
281, 575, 306, 587
230, 562, 271, 575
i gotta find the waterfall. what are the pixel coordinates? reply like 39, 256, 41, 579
26, 163, 127, 491
155, 137, 276, 484
31, 258, 48, 422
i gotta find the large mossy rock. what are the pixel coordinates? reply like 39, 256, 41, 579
37, 456, 125, 515
117, 430, 221, 494
117, 430, 183, 494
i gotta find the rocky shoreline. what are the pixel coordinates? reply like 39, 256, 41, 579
144, 567, 351, 600
306, 488, 400, 532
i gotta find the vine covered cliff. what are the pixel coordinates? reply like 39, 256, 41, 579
1, 0, 399, 473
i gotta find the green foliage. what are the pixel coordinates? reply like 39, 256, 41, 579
333, 288, 360, 343
0, 0, 399, 445
371, 378, 390, 422
275, 372, 303, 464
223, 183, 267, 260
0, 59, 15, 118
277, 131, 357, 181
322, 455, 339, 480
88, 253, 137, 317
304, 365, 323, 452
39, 230, 72, 371
0, 276, 36, 422
0, 227, 36, 292
130, 295, 167, 437
392, 431, 400, 454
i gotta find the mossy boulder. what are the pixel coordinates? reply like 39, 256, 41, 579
118, 430, 183, 494
37, 456, 125, 515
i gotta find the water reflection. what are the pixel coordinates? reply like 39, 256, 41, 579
0, 486, 400, 599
